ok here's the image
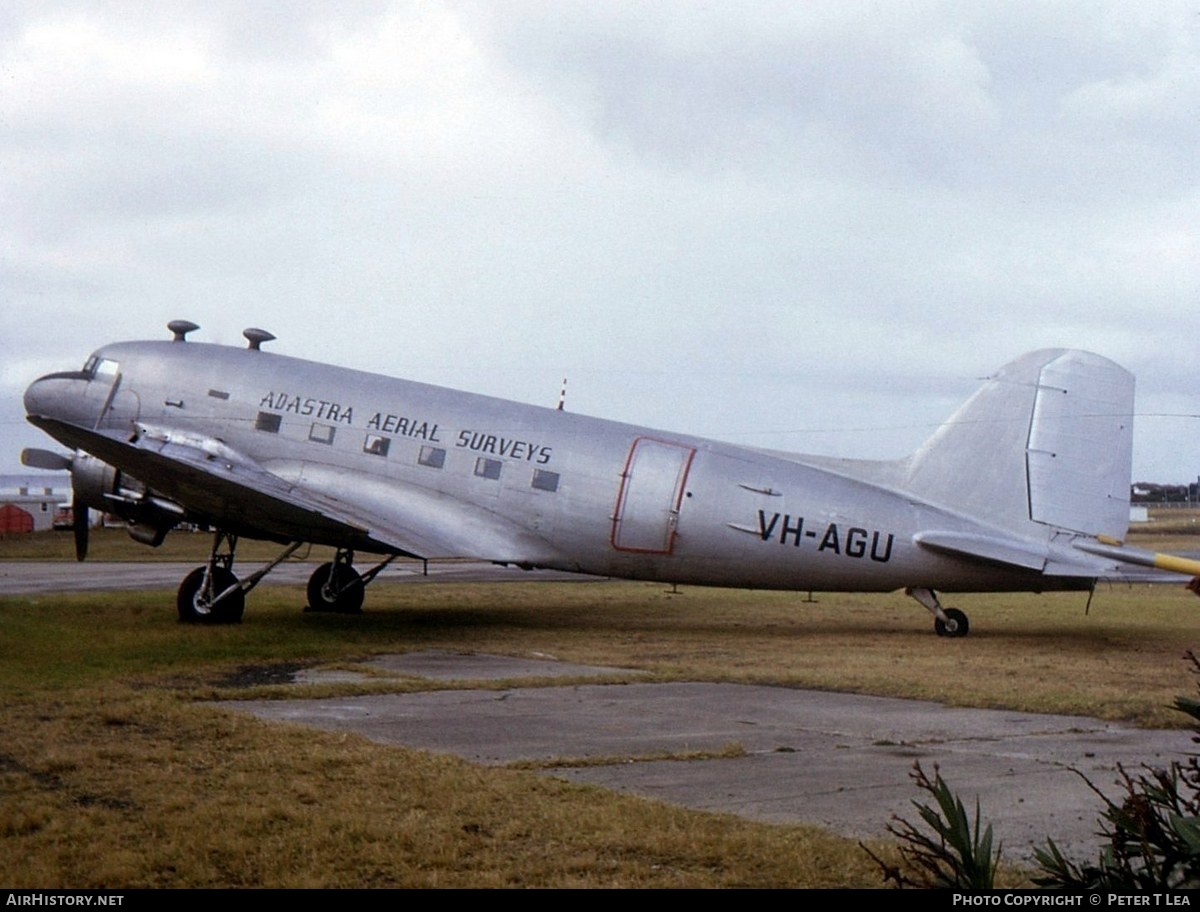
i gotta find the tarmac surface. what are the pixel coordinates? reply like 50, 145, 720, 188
225, 651, 1193, 863
0, 559, 583, 595
3, 560, 1192, 862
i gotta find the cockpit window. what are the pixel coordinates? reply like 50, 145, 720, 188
82, 356, 119, 380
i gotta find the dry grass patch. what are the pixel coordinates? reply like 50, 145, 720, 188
343, 580, 1200, 727
0, 688, 881, 888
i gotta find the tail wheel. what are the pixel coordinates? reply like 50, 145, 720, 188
306, 562, 364, 614
934, 607, 969, 638
177, 566, 245, 624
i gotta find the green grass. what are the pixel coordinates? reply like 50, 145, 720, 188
4, 580, 1199, 723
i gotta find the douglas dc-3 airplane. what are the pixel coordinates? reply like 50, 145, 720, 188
21, 321, 1200, 634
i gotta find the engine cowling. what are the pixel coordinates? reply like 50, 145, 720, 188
70, 451, 120, 514
21, 447, 183, 558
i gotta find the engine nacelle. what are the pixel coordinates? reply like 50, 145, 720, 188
71, 451, 120, 513
70, 452, 182, 543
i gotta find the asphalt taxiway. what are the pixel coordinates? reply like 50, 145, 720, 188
4, 560, 1191, 862
0, 559, 581, 595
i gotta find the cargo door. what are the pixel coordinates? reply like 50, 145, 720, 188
611, 437, 695, 554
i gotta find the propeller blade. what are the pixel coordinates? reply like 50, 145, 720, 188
21, 448, 72, 471
73, 497, 89, 562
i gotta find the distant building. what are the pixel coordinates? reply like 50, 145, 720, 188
0, 473, 71, 533
1132, 481, 1197, 506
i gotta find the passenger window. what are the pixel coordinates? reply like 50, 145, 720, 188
475, 457, 502, 480
255, 412, 282, 433
364, 434, 390, 457
532, 469, 560, 493
418, 446, 446, 469
309, 424, 336, 445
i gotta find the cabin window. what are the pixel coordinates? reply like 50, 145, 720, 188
475, 457, 502, 480
309, 423, 336, 445
364, 434, 390, 457
208, 389, 231, 400
531, 469, 560, 493
418, 446, 446, 469
255, 412, 281, 433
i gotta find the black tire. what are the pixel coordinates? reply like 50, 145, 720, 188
934, 607, 969, 638
177, 566, 245, 624
306, 562, 364, 614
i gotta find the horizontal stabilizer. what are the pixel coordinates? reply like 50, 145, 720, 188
914, 531, 1047, 571
1073, 538, 1200, 580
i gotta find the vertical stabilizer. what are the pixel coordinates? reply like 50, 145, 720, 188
903, 349, 1133, 540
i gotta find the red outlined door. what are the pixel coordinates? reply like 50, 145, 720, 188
611, 437, 696, 554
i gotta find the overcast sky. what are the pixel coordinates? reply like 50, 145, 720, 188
2, 1, 1197, 481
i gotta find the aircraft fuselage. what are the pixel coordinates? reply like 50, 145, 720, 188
25, 338, 1077, 595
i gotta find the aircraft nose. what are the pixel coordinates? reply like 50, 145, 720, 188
24, 370, 88, 423
24, 375, 52, 417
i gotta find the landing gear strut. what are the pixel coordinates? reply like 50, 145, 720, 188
906, 587, 970, 638
307, 549, 363, 614
177, 531, 303, 624
177, 535, 397, 622
305, 549, 400, 614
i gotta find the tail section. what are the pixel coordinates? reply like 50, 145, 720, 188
903, 349, 1133, 540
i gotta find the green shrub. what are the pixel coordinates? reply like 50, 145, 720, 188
871, 651, 1200, 889
863, 761, 1000, 889
1032, 661, 1200, 890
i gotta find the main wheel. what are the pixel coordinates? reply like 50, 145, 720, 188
934, 607, 969, 638
306, 562, 364, 614
177, 566, 245, 624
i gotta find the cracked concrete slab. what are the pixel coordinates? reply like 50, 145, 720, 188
222, 651, 1194, 861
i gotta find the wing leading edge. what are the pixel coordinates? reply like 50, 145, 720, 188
28, 417, 562, 564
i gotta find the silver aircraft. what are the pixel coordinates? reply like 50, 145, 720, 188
21, 321, 1200, 633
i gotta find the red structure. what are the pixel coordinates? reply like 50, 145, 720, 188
0, 504, 35, 534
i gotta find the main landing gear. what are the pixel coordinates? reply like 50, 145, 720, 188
905, 587, 970, 638
304, 549, 398, 614
177, 534, 397, 623
178, 531, 304, 624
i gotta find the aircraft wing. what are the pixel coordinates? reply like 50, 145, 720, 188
259, 459, 563, 563
27, 417, 559, 562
